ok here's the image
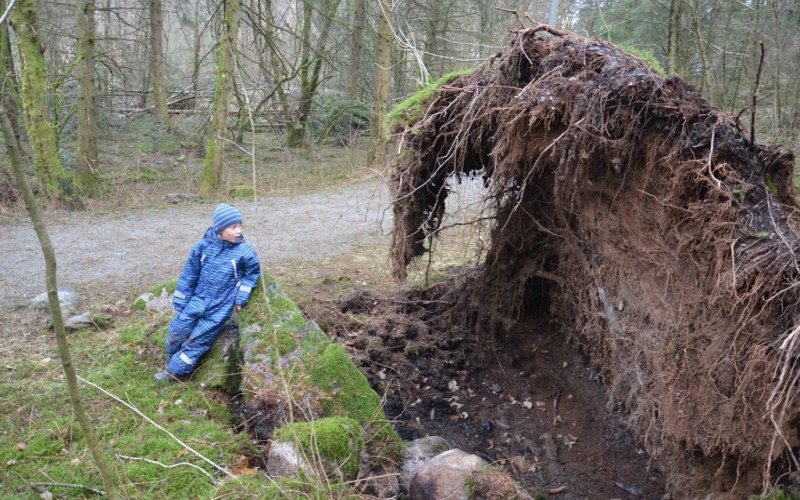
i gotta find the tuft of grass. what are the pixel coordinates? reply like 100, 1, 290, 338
620, 45, 666, 75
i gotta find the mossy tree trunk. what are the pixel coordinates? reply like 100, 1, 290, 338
10, 0, 82, 209
0, 104, 119, 499
286, 0, 340, 148
0, 0, 21, 150
200, 0, 240, 196
75, 0, 100, 194
150, 0, 168, 123
367, 0, 391, 165
345, 0, 367, 102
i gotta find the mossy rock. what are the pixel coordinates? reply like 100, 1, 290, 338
238, 273, 402, 459
192, 321, 243, 395
272, 416, 363, 481
238, 274, 329, 394
132, 278, 178, 311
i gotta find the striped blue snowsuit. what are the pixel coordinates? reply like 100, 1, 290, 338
165, 228, 261, 376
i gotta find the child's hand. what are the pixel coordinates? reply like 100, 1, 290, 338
235, 305, 241, 311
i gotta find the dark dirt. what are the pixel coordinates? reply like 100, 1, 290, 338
311, 285, 667, 499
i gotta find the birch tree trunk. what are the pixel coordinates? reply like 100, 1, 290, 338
11, 0, 82, 209
200, 0, 240, 195
75, 0, 100, 194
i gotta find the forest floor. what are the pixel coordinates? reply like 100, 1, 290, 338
0, 172, 665, 498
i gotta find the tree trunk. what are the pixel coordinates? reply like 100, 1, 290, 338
368, 0, 391, 165
75, 0, 100, 194
0, 104, 119, 500
0, 0, 21, 148
287, 0, 341, 148
150, 0, 168, 123
666, 0, 685, 75
422, 0, 440, 79
345, 0, 367, 101
286, 0, 314, 148
687, 0, 712, 94
10, 0, 82, 209
200, 0, 240, 196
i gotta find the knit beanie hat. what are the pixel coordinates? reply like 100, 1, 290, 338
212, 203, 243, 234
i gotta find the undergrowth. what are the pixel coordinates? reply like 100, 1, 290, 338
0, 310, 252, 498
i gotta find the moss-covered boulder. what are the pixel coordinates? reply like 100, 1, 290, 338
192, 322, 243, 394
238, 273, 402, 460
268, 416, 363, 481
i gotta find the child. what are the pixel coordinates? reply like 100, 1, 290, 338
154, 203, 261, 382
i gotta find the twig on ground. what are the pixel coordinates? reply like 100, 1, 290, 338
77, 375, 236, 479
116, 454, 221, 485
30, 482, 106, 496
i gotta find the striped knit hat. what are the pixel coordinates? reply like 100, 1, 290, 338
212, 203, 243, 234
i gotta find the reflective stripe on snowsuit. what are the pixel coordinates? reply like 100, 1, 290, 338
166, 227, 261, 376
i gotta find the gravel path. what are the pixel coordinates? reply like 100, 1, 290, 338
0, 182, 395, 309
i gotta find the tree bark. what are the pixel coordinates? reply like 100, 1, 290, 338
0, 0, 21, 149
150, 0, 168, 123
666, 0, 685, 75
200, 0, 240, 195
368, 0, 391, 165
0, 104, 119, 500
345, 0, 367, 101
10, 0, 82, 209
75, 0, 100, 194
287, 0, 341, 148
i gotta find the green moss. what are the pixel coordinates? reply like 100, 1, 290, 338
273, 416, 363, 481
193, 322, 243, 394
620, 45, 666, 76
386, 68, 476, 132
127, 166, 160, 183
305, 344, 402, 457
148, 278, 178, 296
229, 184, 256, 199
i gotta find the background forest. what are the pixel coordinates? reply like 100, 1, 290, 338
0, 0, 799, 208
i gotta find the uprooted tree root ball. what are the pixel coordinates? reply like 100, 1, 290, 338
389, 25, 800, 496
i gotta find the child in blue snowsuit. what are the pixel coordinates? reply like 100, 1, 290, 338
154, 203, 261, 382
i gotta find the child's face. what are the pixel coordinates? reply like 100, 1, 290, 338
219, 223, 242, 243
